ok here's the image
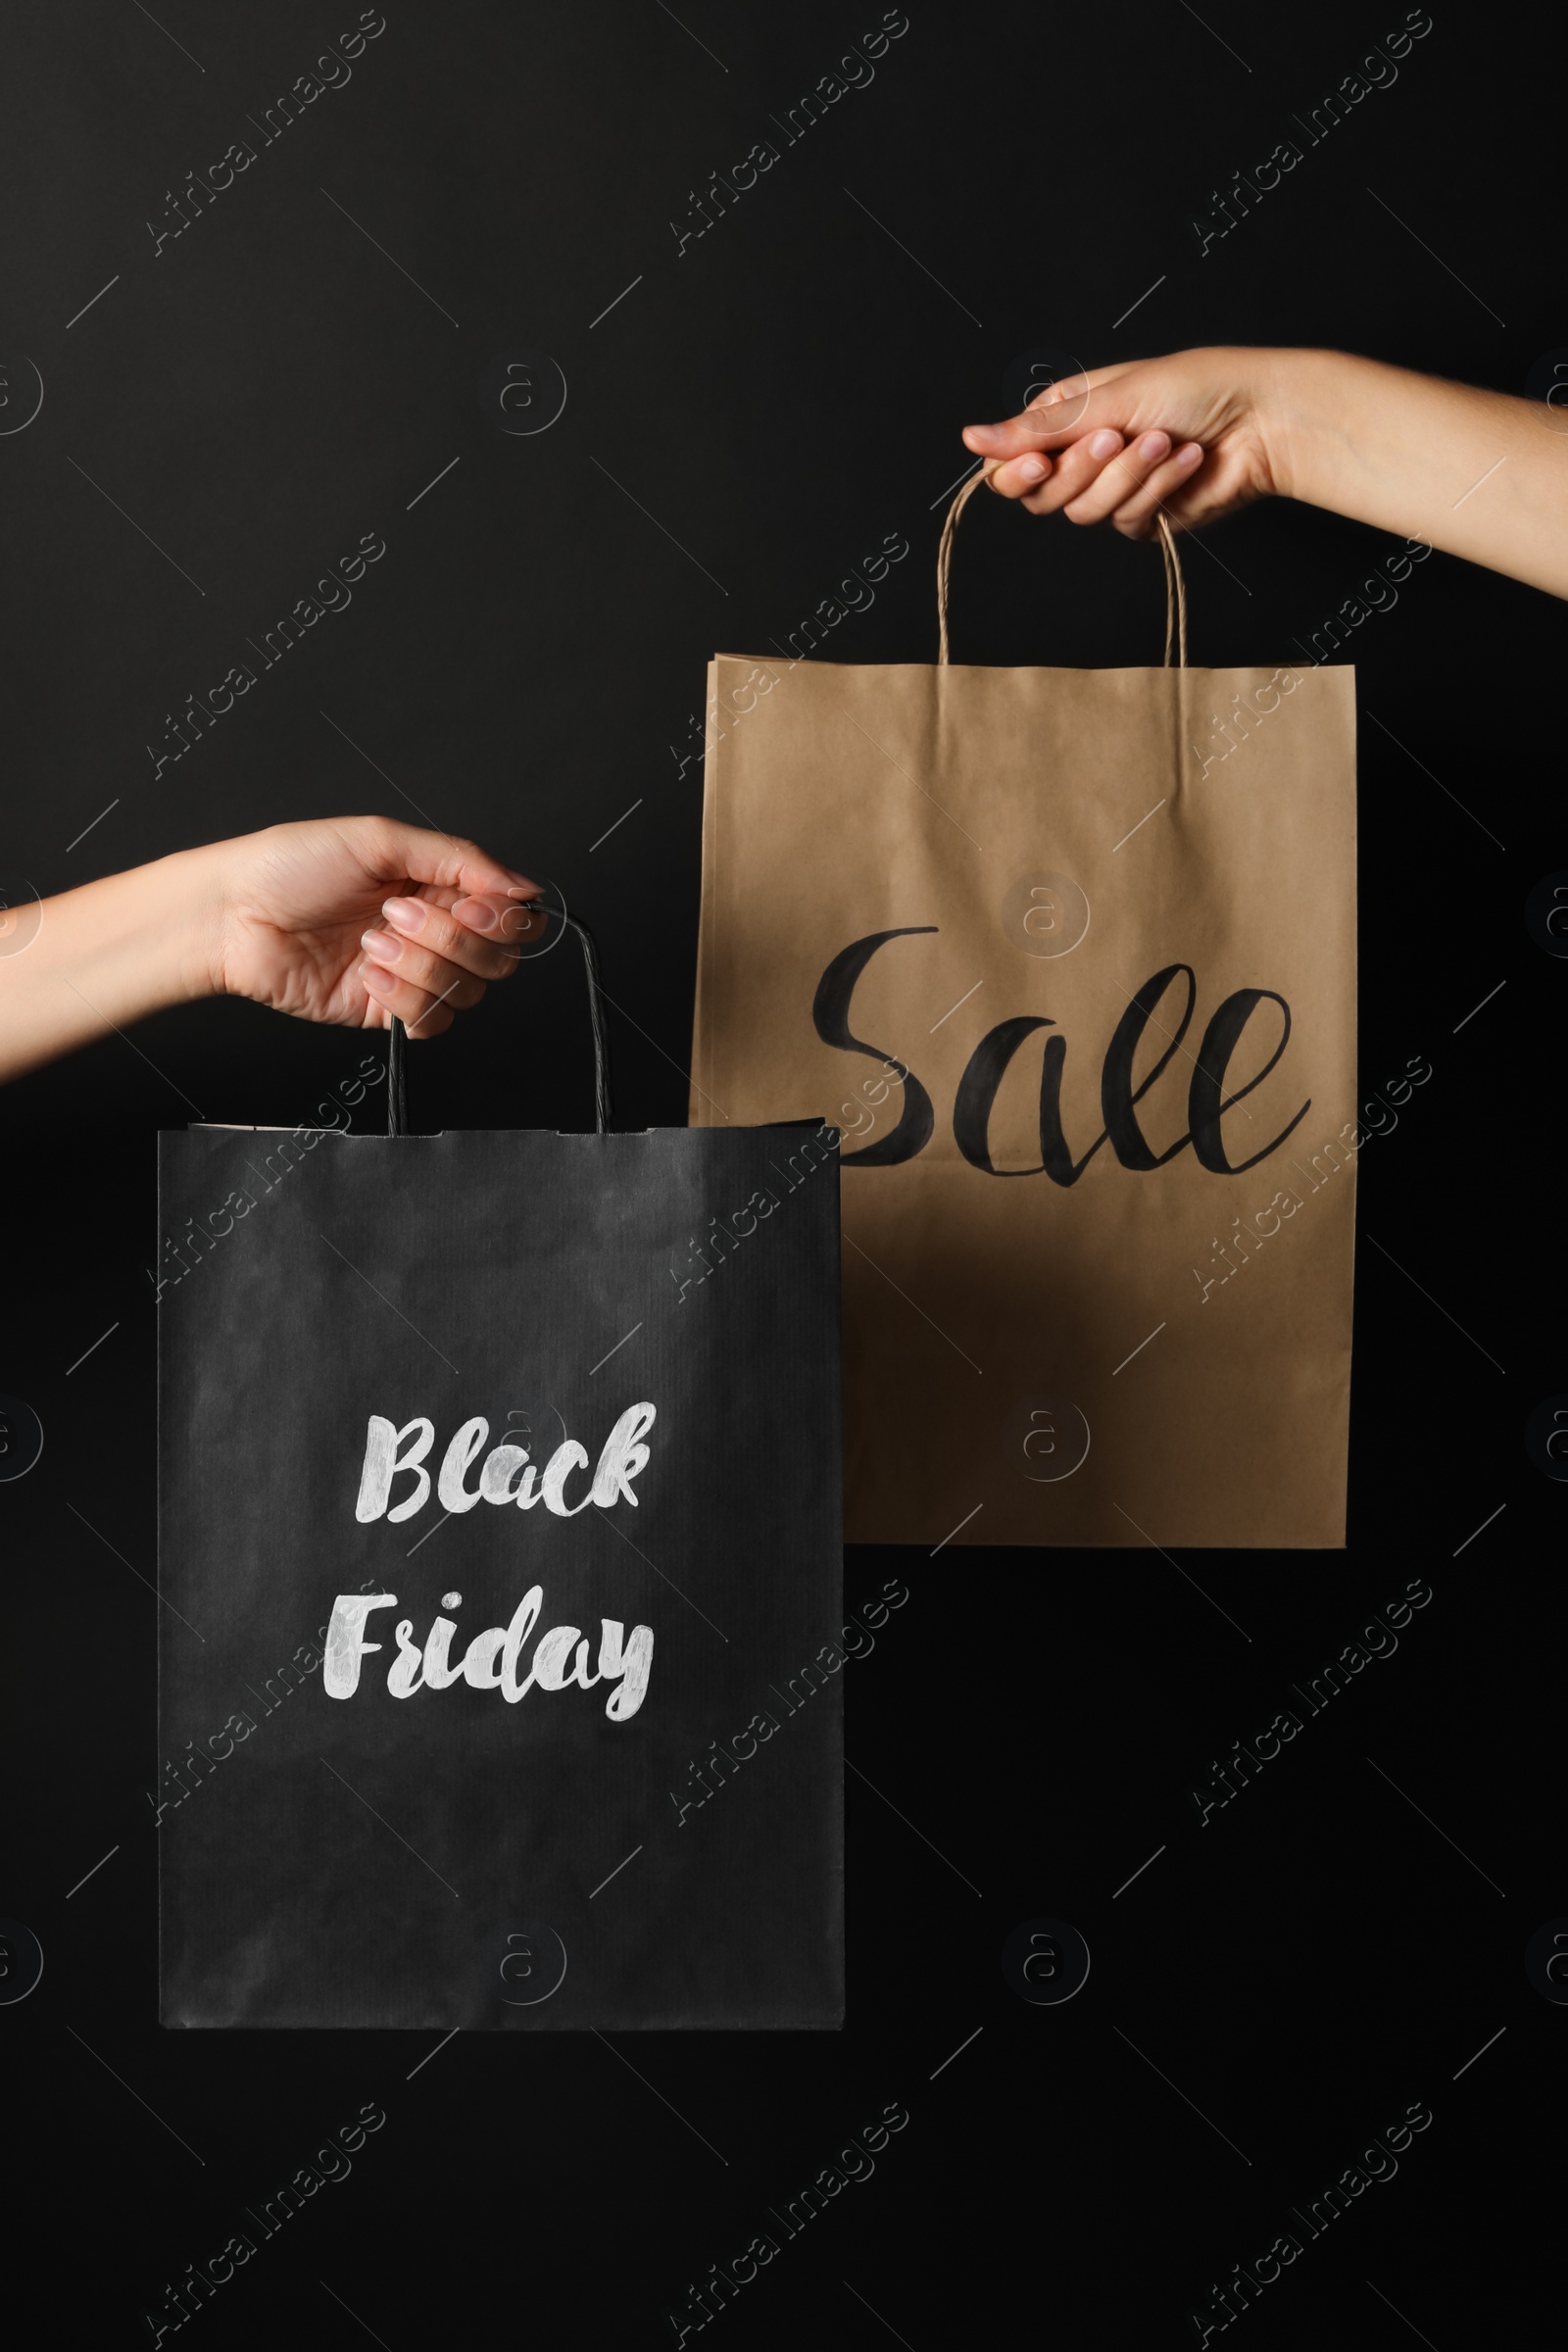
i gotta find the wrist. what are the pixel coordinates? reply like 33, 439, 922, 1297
150, 841, 229, 1005
1252, 346, 1347, 508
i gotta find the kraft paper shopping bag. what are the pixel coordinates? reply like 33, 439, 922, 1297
690, 491, 1356, 1547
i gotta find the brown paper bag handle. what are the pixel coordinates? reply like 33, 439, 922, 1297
936, 462, 1188, 668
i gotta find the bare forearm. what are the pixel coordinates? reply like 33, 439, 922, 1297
1266, 348, 1568, 595
1, 818, 535, 1086
0, 848, 218, 1084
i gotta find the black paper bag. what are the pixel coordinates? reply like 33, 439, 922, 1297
157, 1108, 843, 2029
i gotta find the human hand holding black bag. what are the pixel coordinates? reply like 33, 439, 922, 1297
157, 934, 845, 2030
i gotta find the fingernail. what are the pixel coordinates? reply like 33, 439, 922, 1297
1090, 429, 1121, 460
362, 928, 401, 962
382, 896, 426, 933
1138, 431, 1171, 463
454, 896, 498, 933
1176, 441, 1203, 466
504, 884, 541, 900
361, 962, 394, 999
1016, 454, 1047, 482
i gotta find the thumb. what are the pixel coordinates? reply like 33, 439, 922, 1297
962, 361, 1146, 457
363, 818, 539, 902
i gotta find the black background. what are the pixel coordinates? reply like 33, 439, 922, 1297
0, 1, 1556, 2343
